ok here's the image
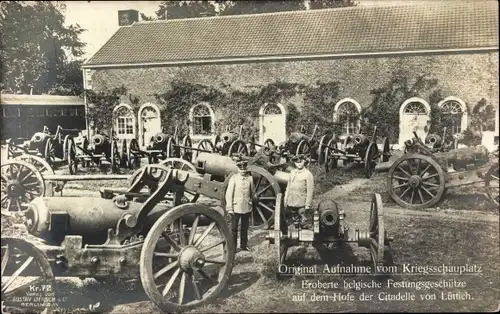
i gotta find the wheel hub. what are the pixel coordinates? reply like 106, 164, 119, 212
6, 180, 23, 197
179, 246, 205, 271
408, 175, 422, 188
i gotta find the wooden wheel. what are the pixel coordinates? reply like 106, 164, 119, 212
64, 137, 78, 175
485, 163, 499, 207
140, 203, 235, 312
43, 139, 55, 166
213, 135, 223, 154
387, 153, 446, 209
120, 139, 129, 168
364, 142, 379, 178
166, 137, 180, 159
380, 137, 391, 163
13, 155, 54, 197
324, 138, 338, 172
197, 140, 215, 154
368, 194, 390, 272
181, 135, 193, 162
110, 140, 121, 174
273, 194, 288, 266
128, 138, 142, 169
1, 161, 45, 217
1, 237, 56, 314
317, 135, 330, 165
160, 158, 200, 204
221, 165, 281, 229
228, 140, 249, 157
295, 140, 311, 158
262, 139, 275, 157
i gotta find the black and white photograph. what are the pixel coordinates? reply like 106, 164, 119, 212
1, 0, 499, 313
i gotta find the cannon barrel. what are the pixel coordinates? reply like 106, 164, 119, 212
353, 134, 369, 146
425, 133, 442, 145
220, 132, 239, 143
154, 132, 170, 144
195, 152, 290, 185
31, 132, 49, 143
375, 145, 491, 173
289, 132, 308, 144
93, 134, 108, 146
24, 197, 215, 246
317, 199, 339, 228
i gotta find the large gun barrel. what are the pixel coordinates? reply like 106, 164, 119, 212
154, 132, 170, 144
195, 152, 290, 185
24, 197, 214, 246
31, 132, 50, 143
220, 132, 239, 144
93, 134, 108, 147
317, 199, 340, 230
352, 134, 369, 146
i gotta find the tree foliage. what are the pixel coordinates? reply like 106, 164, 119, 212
361, 71, 440, 143
154, 1, 218, 20
309, 0, 358, 10
220, 0, 306, 16
0, 1, 86, 95
85, 86, 128, 135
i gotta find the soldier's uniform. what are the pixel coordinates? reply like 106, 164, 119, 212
225, 156, 255, 251
284, 155, 314, 227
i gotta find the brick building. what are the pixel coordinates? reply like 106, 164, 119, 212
82, 1, 499, 149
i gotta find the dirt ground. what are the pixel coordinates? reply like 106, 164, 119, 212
1, 149, 499, 313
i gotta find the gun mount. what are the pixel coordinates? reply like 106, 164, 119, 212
1, 164, 237, 313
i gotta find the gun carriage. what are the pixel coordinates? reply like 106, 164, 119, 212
265, 193, 394, 274
318, 126, 392, 178
70, 130, 122, 174
1, 164, 237, 313
376, 131, 499, 209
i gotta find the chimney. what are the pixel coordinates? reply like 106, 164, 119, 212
118, 10, 139, 26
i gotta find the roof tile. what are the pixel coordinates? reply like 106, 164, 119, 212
86, 1, 499, 66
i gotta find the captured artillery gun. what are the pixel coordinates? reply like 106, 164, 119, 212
266, 193, 394, 273
1, 164, 237, 313
318, 126, 392, 177
73, 131, 121, 173
376, 131, 499, 209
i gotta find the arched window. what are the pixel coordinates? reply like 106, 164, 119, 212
334, 98, 361, 135
438, 97, 467, 135
189, 103, 215, 137
113, 104, 135, 137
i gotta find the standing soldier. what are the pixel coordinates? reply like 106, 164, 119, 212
225, 155, 255, 252
284, 154, 314, 228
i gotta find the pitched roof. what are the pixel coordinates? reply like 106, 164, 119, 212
85, 1, 499, 67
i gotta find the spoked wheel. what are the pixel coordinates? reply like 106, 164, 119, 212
110, 140, 121, 174
1, 238, 56, 314
64, 136, 78, 175
387, 154, 446, 209
13, 155, 54, 198
181, 136, 193, 162
295, 140, 311, 159
128, 138, 142, 169
228, 140, 249, 157
317, 135, 330, 165
140, 203, 235, 313
364, 142, 379, 178
485, 163, 499, 207
120, 139, 129, 168
367, 194, 392, 273
43, 139, 56, 166
263, 139, 275, 150
221, 166, 280, 230
1, 161, 45, 217
324, 138, 338, 172
213, 135, 223, 154
197, 140, 215, 154
160, 158, 200, 204
166, 138, 180, 159
380, 137, 391, 163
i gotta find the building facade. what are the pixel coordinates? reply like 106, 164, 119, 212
82, 1, 499, 149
